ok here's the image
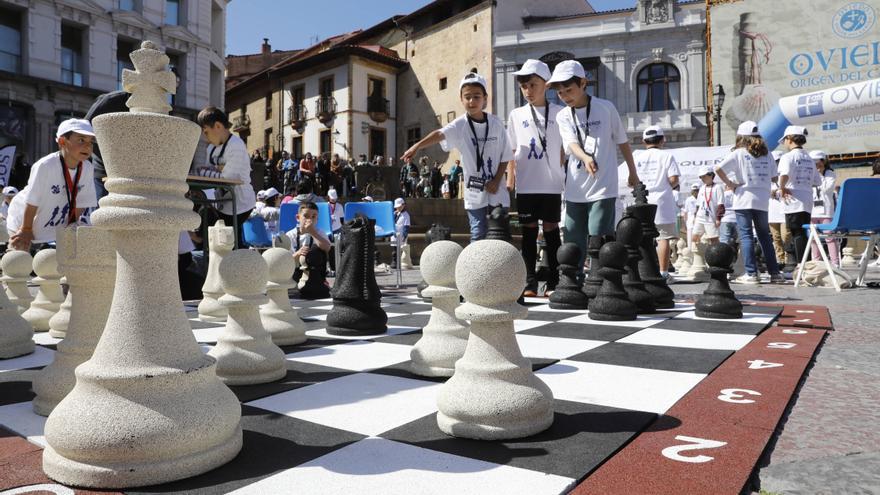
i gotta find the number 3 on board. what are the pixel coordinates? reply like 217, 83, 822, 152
661, 435, 727, 463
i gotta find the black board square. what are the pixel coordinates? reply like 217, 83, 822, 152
568, 342, 733, 374
519, 322, 644, 342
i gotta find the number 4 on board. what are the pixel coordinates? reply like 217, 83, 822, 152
748, 359, 784, 369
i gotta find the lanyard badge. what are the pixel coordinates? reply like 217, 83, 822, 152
59, 153, 83, 225
466, 115, 490, 172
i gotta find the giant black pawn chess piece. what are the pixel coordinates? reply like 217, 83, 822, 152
696, 243, 743, 319
418, 223, 452, 301
588, 242, 638, 321
296, 247, 331, 300
616, 215, 656, 314
326, 215, 388, 335
582, 235, 605, 299
549, 243, 589, 310
485, 205, 512, 242
627, 183, 675, 309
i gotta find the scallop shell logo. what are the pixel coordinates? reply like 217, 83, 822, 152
832, 2, 875, 39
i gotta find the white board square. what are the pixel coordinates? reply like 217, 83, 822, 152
672, 310, 776, 325
536, 360, 705, 414
617, 328, 755, 351
0, 346, 55, 373
306, 326, 419, 341
32, 333, 62, 346
285, 340, 412, 372
558, 313, 667, 328
515, 334, 607, 360
227, 437, 575, 495
246, 373, 440, 436
513, 319, 554, 332
0, 401, 47, 446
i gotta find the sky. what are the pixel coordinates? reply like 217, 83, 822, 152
226, 0, 637, 55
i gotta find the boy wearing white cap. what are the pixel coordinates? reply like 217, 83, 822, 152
776, 125, 822, 268
7, 118, 99, 251
635, 125, 680, 277
808, 149, 839, 267
506, 59, 565, 296
768, 150, 789, 268
715, 121, 783, 283
0, 186, 18, 220
402, 72, 512, 242
684, 183, 700, 249
692, 166, 725, 246
548, 59, 639, 268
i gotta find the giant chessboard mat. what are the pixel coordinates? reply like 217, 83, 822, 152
0, 289, 829, 495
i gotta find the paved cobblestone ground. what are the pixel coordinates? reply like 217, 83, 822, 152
378, 262, 880, 495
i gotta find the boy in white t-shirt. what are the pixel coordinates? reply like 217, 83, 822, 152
633, 125, 680, 277
776, 125, 822, 267
548, 60, 639, 271
505, 59, 565, 296
403, 73, 512, 242
692, 165, 724, 246
7, 118, 99, 251
683, 183, 699, 248
767, 150, 790, 268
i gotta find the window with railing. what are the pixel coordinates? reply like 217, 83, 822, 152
288, 104, 307, 125
316, 96, 337, 121
0, 7, 22, 74
637, 63, 680, 112
61, 25, 85, 87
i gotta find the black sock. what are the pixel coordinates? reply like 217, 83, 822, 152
521, 225, 539, 289
544, 227, 561, 288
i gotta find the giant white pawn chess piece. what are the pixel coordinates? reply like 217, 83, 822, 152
0, 263, 34, 358
410, 241, 469, 377
48, 280, 72, 338
198, 219, 234, 322
209, 249, 287, 385
42, 41, 242, 488
33, 226, 115, 416
260, 247, 306, 346
22, 249, 65, 332
686, 240, 710, 282
1, 250, 34, 313
437, 240, 554, 440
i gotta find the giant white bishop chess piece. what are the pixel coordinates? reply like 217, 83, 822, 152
32, 225, 115, 416
437, 240, 554, 440
409, 240, 469, 377
198, 219, 234, 322
42, 41, 242, 488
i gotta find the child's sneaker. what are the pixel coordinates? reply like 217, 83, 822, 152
733, 273, 760, 284
769, 273, 786, 284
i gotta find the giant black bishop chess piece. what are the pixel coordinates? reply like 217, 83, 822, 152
485, 205, 512, 242
418, 223, 452, 301
695, 243, 743, 319
588, 242, 638, 321
326, 215, 388, 335
627, 182, 675, 309
616, 214, 656, 314
549, 243, 589, 310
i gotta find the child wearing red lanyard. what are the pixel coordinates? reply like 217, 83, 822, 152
7, 119, 99, 251
691, 165, 725, 246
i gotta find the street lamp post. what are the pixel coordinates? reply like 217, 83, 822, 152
713, 84, 726, 146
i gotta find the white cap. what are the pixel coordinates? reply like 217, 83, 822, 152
459, 72, 487, 92
809, 150, 827, 161
771, 150, 784, 161
56, 118, 95, 139
256, 189, 267, 200
264, 187, 280, 199
393, 197, 405, 208
698, 165, 715, 177
328, 188, 338, 200
547, 60, 586, 84
780, 125, 808, 143
2, 186, 18, 195
363, 196, 373, 202
512, 59, 552, 82
642, 125, 664, 140
691, 183, 700, 190
736, 121, 760, 137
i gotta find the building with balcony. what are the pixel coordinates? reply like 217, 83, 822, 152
493, 0, 708, 148
0, 0, 229, 183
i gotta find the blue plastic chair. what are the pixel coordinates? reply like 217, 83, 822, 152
243, 216, 272, 248
278, 202, 300, 234
343, 201, 395, 238
796, 178, 880, 290
315, 202, 334, 238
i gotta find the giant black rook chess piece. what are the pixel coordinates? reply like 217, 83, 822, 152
616, 214, 656, 314
695, 243, 743, 319
549, 243, 589, 310
627, 182, 675, 309
485, 205, 512, 242
588, 242, 638, 321
418, 223, 452, 301
326, 215, 388, 335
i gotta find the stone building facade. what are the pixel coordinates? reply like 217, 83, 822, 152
0, 0, 228, 186
493, 0, 709, 148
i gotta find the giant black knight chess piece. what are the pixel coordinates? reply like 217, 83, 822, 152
695, 243, 743, 319
326, 215, 388, 335
418, 223, 452, 301
616, 214, 656, 314
627, 182, 675, 308
549, 243, 589, 310
485, 205, 512, 242
588, 241, 638, 321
